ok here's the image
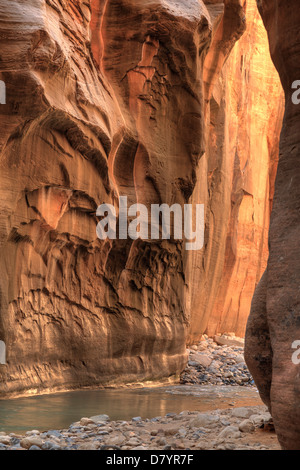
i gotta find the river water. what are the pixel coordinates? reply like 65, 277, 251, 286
0, 384, 262, 434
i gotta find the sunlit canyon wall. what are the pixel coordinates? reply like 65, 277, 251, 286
0, 0, 283, 396
187, 0, 284, 341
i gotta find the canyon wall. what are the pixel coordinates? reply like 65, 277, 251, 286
245, 0, 300, 451
0, 0, 283, 396
187, 0, 284, 341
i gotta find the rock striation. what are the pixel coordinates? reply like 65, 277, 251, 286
187, 0, 284, 341
0, 0, 283, 396
245, 0, 300, 451
0, 0, 211, 395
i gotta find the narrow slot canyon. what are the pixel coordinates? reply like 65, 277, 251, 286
0, 0, 299, 452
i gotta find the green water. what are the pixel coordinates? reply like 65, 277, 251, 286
0, 385, 262, 434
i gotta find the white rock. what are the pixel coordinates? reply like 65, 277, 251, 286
25, 430, 40, 436
214, 335, 244, 347
219, 426, 241, 439
189, 414, 220, 428
20, 436, 44, 449
239, 419, 255, 433
89, 414, 110, 423
249, 412, 272, 426
231, 407, 254, 419
235, 355, 245, 363
106, 434, 126, 446
126, 437, 140, 446
249, 414, 264, 426
0, 436, 11, 445
210, 360, 223, 369
189, 353, 212, 368
178, 428, 187, 438
80, 417, 95, 426
224, 371, 233, 378
78, 442, 99, 450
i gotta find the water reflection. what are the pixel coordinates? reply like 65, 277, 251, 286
0, 385, 262, 434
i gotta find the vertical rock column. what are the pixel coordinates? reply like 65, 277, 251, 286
245, 0, 300, 450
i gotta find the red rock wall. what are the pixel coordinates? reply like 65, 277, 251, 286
245, 0, 300, 451
187, 0, 284, 341
0, 0, 283, 396
0, 0, 212, 396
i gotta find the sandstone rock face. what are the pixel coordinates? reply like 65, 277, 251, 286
0, 0, 212, 396
187, 0, 284, 340
0, 0, 283, 396
245, 0, 300, 451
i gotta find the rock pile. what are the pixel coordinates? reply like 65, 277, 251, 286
0, 406, 279, 451
181, 334, 254, 387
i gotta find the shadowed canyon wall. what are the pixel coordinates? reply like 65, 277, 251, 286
245, 0, 300, 451
0, 0, 283, 396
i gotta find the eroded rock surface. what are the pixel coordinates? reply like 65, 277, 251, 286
0, 0, 211, 395
245, 0, 300, 451
0, 0, 283, 396
187, 0, 284, 341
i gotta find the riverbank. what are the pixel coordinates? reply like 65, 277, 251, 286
0, 404, 279, 450
0, 335, 280, 450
